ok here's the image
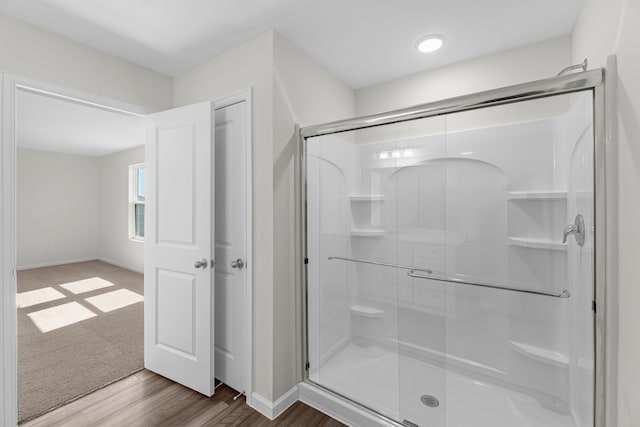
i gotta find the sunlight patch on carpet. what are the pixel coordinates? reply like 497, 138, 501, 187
27, 302, 97, 333
85, 289, 144, 313
17, 287, 66, 308
60, 277, 115, 294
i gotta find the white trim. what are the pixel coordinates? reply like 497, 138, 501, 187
98, 258, 144, 275
1, 73, 157, 426
248, 392, 273, 419
17, 257, 98, 271
128, 163, 145, 241
11, 76, 155, 117
214, 88, 252, 111
17, 258, 143, 275
214, 88, 254, 406
2, 72, 18, 427
298, 383, 400, 427
2, 77, 254, 425
249, 385, 299, 420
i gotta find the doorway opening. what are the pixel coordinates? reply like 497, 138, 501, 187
2, 76, 254, 426
15, 86, 146, 422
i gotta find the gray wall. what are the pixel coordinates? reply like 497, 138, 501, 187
0, 13, 172, 111
98, 146, 145, 273
17, 149, 99, 269
173, 30, 357, 403
17, 146, 145, 274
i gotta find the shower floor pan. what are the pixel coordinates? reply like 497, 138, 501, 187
309, 342, 585, 427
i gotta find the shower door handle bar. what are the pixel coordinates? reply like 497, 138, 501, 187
407, 269, 432, 279
328, 256, 569, 298
407, 270, 571, 298
327, 256, 432, 274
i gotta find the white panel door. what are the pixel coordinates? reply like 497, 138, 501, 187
144, 101, 215, 396
214, 101, 247, 392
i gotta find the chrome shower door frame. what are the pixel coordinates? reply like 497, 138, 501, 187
299, 68, 610, 427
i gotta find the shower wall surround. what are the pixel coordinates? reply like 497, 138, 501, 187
304, 91, 595, 427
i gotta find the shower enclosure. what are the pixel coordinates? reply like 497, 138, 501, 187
300, 70, 606, 427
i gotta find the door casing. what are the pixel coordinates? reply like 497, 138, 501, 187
0, 73, 253, 425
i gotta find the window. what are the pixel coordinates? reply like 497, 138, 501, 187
129, 164, 145, 240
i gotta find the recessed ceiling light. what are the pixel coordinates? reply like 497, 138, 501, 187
416, 34, 446, 53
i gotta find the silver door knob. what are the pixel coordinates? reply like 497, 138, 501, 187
231, 258, 245, 269
194, 258, 208, 269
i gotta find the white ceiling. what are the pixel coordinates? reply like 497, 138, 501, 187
17, 89, 145, 157
6, 0, 583, 157
0, 0, 582, 89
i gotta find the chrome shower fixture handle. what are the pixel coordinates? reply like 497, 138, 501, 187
562, 214, 585, 246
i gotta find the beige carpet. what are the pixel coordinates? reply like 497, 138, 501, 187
17, 260, 144, 423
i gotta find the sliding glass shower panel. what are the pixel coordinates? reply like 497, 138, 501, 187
305, 89, 595, 427
382, 122, 449, 427
438, 92, 594, 427
305, 116, 447, 424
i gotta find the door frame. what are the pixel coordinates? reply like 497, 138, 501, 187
0, 73, 254, 425
212, 89, 254, 402
298, 69, 612, 427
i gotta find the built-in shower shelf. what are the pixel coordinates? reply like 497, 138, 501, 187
350, 194, 386, 202
349, 305, 385, 318
350, 229, 386, 238
507, 191, 568, 200
510, 341, 569, 368
508, 237, 567, 251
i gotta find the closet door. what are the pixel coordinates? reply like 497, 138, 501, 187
144, 101, 216, 396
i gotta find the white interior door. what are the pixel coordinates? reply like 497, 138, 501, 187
144, 101, 216, 396
214, 101, 247, 393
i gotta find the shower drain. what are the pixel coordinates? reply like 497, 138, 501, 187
420, 394, 440, 408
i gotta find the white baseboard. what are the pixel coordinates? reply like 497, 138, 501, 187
17, 257, 97, 271
249, 385, 299, 420
98, 257, 143, 274
16, 257, 143, 275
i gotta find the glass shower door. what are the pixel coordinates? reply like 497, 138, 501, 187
383, 118, 449, 427
436, 92, 594, 427
305, 115, 447, 425
305, 88, 595, 427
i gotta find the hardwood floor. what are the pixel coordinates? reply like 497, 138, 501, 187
21, 370, 344, 426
